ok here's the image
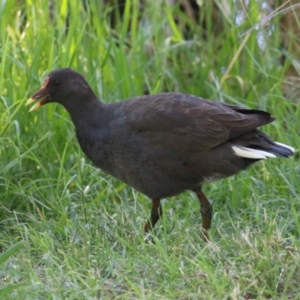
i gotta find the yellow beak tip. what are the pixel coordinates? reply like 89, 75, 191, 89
29, 102, 41, 112
26, 98, 41, 112
25, 98, 35, 107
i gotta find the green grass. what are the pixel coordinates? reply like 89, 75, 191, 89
0, 0, 300, 299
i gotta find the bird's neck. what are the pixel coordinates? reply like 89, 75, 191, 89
62, 96, 105, 128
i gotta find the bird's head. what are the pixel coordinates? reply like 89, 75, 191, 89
26, 68, 94, 111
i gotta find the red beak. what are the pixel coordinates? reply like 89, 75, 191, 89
26, 77, 50, 111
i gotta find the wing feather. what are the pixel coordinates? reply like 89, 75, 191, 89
112, 93, 274, 155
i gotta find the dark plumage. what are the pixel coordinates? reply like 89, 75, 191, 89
26, 68, 295, 241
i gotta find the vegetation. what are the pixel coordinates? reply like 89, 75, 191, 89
0, 1, 299, 299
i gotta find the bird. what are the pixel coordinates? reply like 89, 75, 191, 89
26, 68, 295, 241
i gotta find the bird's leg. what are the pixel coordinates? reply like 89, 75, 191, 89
144, 199, 163, 233
196, 190, 213, 242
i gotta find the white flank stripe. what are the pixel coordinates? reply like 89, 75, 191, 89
274, 142, 295, 153
232, 146, 276, 159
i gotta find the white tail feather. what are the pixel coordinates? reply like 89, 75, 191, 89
232, 146, 276, 159
274, 142, 295, 153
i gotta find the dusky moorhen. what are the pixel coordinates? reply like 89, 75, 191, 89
26, 68, 294, 241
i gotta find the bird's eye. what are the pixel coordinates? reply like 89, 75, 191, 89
53, 80, 60, 86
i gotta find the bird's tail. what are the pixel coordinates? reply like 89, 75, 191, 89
231, 130, 295, 160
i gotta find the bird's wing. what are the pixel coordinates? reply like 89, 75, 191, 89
115, 93, 275, 155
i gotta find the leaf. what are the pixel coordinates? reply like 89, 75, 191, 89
0, 241, 23, 265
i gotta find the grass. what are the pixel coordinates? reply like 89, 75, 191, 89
0, 0, 299, 299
